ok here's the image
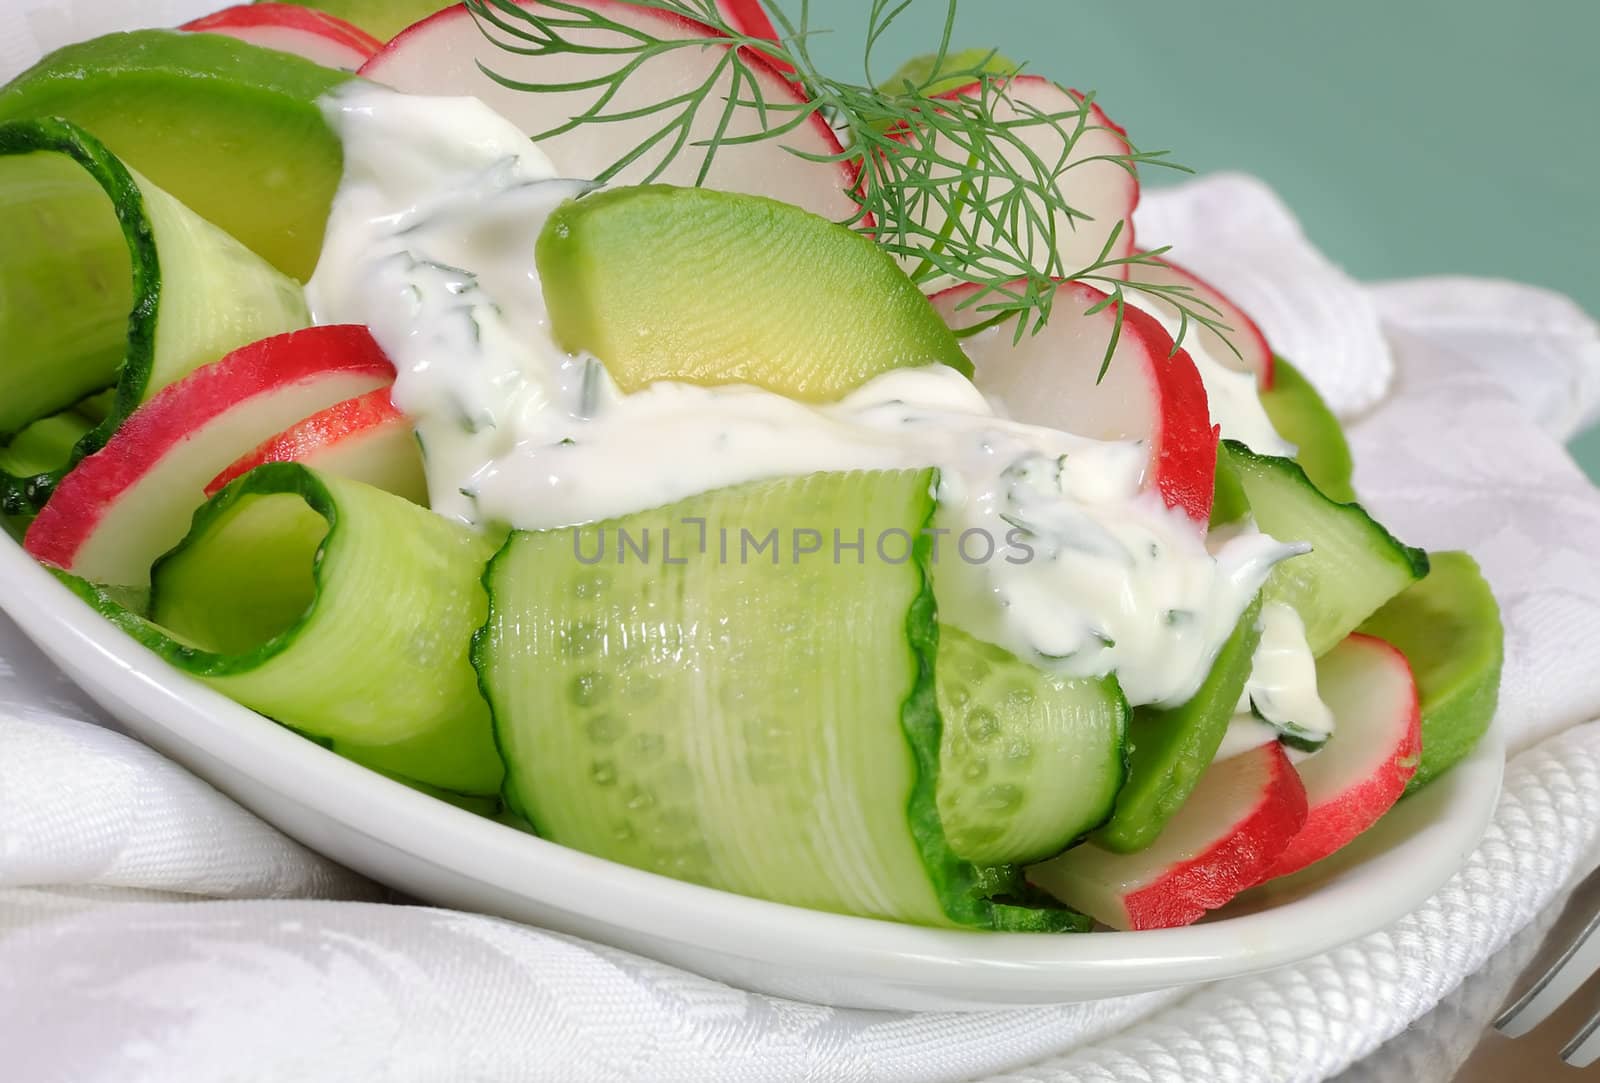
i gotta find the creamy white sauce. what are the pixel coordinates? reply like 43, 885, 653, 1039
1128, 294, 1294, 456
306, 89, 590, 525
307, 84, 1303, 709
1214, 600, 1334, 762
1213, 715, 1280, 762
1236, 600, 1335, 738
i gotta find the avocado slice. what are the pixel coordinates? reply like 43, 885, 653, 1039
1262, 357, 1355, 503
274, 0, 447, 42
0, 30, 350, 281
1357, 550, 1503, 792
1093, 596, 1264, 853
537, 185, 973, 401
882, 49, 1023, 95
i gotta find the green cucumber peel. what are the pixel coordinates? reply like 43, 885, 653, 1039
1246, 698, 1329, 753
58, 463, 503, 795
0, 119, 156, 516
0, 117, 308, 519
474, 469, 1080, 930
936, 625, 1128, 866
1222, 439, 1427, 656
1208, 356, 1353, 526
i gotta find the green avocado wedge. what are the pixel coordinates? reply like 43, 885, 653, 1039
1358, 550, 1503, 792
271, 0, 447, 42
882, 49, 1024, 95
1262, 357, 1355, 504
537, 185, 973, 401
1093, 595, 1263, 854
0, 30, 350, 281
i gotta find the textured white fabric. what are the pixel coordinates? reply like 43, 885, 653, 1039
1134, 175, 1395, 417
5, 5, 1600, 1081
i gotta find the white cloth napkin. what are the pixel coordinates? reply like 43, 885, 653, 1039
7, 6, 1600, 1080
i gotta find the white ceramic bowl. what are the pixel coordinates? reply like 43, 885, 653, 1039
0, 534, 1503, 1010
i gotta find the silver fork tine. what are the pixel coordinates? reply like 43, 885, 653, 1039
1561, 1003, 1600, 1067
1495, 891, 1600, 1039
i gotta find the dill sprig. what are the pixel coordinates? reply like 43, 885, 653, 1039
463, 0, 1240, 369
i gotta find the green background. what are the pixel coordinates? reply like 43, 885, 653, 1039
800, 0, 1600, 478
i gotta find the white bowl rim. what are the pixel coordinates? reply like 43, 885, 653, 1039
0, 532, 1505, 1001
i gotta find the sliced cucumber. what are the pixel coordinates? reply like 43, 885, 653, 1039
1224, 440, 1427, 656
537, 186, 973, 401
1209, 357, 1351, 526
73, 388, 118, 425
138, 180, 311, 395
0, 150, 129, 437
0, 30, 350, 280
936, 626, 1127, 865
0, 118, 307, 517
59, 464, 502, 794
1094, 595, 1263, 854
478, 469, 1008, 928
0, 411, 95, 482
1262, 357, 1355, 504
1358, 550, 1503, 792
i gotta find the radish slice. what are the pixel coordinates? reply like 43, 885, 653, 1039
1126, 257, 1275, 390
716, 0, 792, 74
182, 4, 383, 70
26, 326, 393, 589
1027, 740, 1308, 930
360, 1, 858, 223
206, 387, 426, 504
917, 76, 1139, 281
931, 278, 1218, 524
1258, 633, 1421, 882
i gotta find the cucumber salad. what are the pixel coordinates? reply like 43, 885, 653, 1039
0, 1, 1504, 932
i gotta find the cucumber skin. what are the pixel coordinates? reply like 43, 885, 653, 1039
902, 529, 995, 928
0, 117, 308, 517
1224, 440, 1427, 656
0, 119, 157, 519
1209, 356, 1352, 526
936, 626, 1128, 866
474, 471, 1083, 930
58, 463, 504, 794
1358, 550, 1503, 792
476, 472, 977, 926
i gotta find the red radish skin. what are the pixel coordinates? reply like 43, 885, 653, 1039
361, 1, 858, 222
26, 326, 393, 588
1258, 634, 1422, 882
919, 76, 1139, 280
717, 0, 792, 74
1027, 741, 1309, 930
1127, 257, 1275, 390
183, 4, 383, 69
207, 387, 427, 504
931, 279, 1218, 524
